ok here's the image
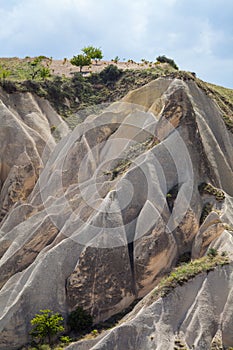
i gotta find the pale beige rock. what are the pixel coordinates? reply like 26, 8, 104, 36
0, 88, 69, 221
70, 263, 233, 350
0, 77, 232, 350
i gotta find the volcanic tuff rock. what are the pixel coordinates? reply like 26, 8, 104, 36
67, 263, 233, 350
0, 87, 69, 221
0, 76, 232, 349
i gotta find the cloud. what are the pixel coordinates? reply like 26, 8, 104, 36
0, 0, 232, 87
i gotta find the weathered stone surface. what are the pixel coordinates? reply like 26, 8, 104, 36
0, 77, 232, 349
0, 88, 69, 220
67, 263, 233, 350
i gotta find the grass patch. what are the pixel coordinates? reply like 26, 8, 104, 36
207, 83, 233, 106
151, 253, 229, 301
0, 57, 51, 81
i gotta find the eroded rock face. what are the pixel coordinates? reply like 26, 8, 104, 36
69, 262, 233, 350
0, 88, 69, 221
0, 77, 232, 349
67, 244, 135, 322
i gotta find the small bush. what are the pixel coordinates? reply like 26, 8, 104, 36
91, 329, 99, 337
221, 251, 228, 257
156, 55, 179, 70
67, 306, 93, 333
207, 248, 218, 258
1, 79, 17, 93
60, 335, 72, 344
100, 64, 122, 83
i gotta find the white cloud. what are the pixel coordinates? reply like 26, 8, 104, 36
0, 0, 232, 87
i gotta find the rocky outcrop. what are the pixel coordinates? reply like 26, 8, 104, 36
0, 77, 232, 349
68, 262, 233, 350
0, 88, 69, 221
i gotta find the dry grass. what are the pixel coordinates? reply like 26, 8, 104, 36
151, 253, 229, 301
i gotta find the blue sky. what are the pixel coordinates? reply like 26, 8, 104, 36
0, 0, 232, 87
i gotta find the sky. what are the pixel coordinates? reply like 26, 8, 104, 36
0, 0, 232, 88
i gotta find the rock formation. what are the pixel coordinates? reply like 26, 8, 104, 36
67, 263, 233, 350
0, 87, 69, 221
0, 76, 232, 349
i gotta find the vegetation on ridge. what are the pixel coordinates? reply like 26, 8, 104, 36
151, 251, 229, 301
0, 56, 233, 133
0, 57, 176, 118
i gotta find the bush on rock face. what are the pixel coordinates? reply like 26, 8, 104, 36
67, 306, 93, 333
30, 309, 64, 346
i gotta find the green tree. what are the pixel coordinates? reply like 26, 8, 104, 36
30, 309, 64, 346
27, 57, 43, 79
82, 46, 103, 64
67, 306, 93, 333
70, 54, 92, 72
27, 57, 51, 80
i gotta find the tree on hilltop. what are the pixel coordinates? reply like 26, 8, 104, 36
70, 54, 92, 72
27, 57, 51, 80
82, 46, 103, 64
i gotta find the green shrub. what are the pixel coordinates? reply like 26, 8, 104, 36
30, 309, 64, 346
156, 55, 179, 70
26, 57, 51, 80
100, 64, 122, 83
0, 66, 11, 81
67, 306, 93, 333
91, 329, 99, 337
207, 248, 218, 258
60, 335, 72, 344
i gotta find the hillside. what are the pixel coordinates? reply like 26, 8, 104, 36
0, 59, 233, 349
